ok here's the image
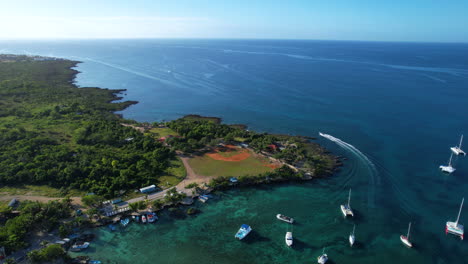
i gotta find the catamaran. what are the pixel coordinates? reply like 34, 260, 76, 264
285, 231, 293, 247
317, 248, 328, 264
446, 198, 464, 240
349, 225, 356, 247
400, 222, 413, 248
451, 135, 466, 156
439, 153, 456, 174
341, 188, 354, 217
276, 214, 294, 224
235, 224, 252, 240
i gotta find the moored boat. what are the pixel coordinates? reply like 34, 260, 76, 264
440, 153, 456, 174
451, 135, 466, 156
317, 248, 328, 264
446, 198, 464, 240
400, 222, 413, 248
70, 241, 90, 252
285, 231, 293, 247
89, 261, 102, 264
276, 214, 294, 224
340, 188, 354, 217
235, 224, 252, 240
147, 212, 158, 223
120, 218, 130, 227
141, 214, 147, 223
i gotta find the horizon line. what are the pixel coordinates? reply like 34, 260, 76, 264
0, 37, 467, 45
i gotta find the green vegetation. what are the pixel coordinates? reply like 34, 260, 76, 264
185, 182, 199, 189
27, 244, 69, 263
148, 127, 178, 138
158, 158, 186, 188
0, 55, 175, 198
0, 185, 84, 197
188, 152, 274, 177
0, 198, 72, 253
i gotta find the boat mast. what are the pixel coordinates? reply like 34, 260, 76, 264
455, 198, 464, 225
459, 135, 464, 149
348, 189, 352, 207
449, 153, 453, 166
407, 222, 411, 239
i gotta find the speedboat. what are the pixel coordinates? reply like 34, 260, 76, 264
120, 218, 130, 227
70, 242, 90, 252
446, 198, 464, 240
400, 222, 413, 247
141, 214, 147, 223
276, 214, 294, 224
317, 249, 328, 264
340, 189, 354, 217
285, 231, 293, 247
234, 224, 252, 240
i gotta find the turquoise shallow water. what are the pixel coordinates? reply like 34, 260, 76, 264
1, 39, 468, 263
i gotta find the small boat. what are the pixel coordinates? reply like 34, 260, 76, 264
89, 261, 102, 264
400, 222, 413, 248
147, 212, 158, 223
234, 224, 252, 240
70, 241, 90, 252
440, 153, 456, 174
141, 214, 147, 223
349, 225, 356, 247
317, 248, 328, 264
340, 188, 354, 217
135, 215, 140, 222
276, 214, 294, 224
446, 198, 464, 240
108, 224, 116, 231
120, 218, 130, 227
451, 135, 466, 156
198, 195, 209, 203
285, 231, 293, 247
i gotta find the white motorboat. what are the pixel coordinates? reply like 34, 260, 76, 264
446, 198, 464, 240
285, 231, 293, 247
70, 242, 90, 252
440, 153, 456, 174
340, 188, 354, 217
276, 214, 294, 224
451, 135, 466, 156
400, 222, 413, 248
317, 248, 328, 264
235, 224, 252, 240
349, 225, 356, 247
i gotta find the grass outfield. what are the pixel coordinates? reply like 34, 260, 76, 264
148, 127, 178, 138
158, 158, 187, 188
188, 152, 275, 177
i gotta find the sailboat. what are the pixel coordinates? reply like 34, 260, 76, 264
451, 135, 466, 156
446, 198, 464, 240
400, 222, 413, 248
341, 188, 354, 217
349, 225, 356, 247
439, 153, 456, 174
317, 248, 328, 264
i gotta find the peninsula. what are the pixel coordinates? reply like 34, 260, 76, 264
0, 55, 339, 262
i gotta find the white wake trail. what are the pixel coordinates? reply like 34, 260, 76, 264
319, 132, 377, 208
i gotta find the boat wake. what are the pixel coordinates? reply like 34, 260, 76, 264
319, 132, 378, 209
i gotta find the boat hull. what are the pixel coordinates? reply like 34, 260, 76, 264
439, 165, 456, 174
446, 221, 464, 240
341, 205, 354, 217
349, 235, 355, 247
451, 147, 466, 156
400, 235, 413, 247
317, 254, 328, 264
235, 224, 252, 240
276, 214, 294, 224
285, 232, 293, 247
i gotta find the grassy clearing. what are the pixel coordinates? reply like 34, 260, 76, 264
188, 152, 274, 177
148, 127, 178, 138
157, 158, 186, 188
0, 185, 85, 197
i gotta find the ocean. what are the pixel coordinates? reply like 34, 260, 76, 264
1, 39, 468, 263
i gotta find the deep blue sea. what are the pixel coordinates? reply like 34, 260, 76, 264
2, 39, 468, 263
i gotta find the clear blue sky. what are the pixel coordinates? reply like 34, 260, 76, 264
1, 0, 467, 42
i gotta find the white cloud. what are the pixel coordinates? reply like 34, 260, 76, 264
0, 16, 212, 39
